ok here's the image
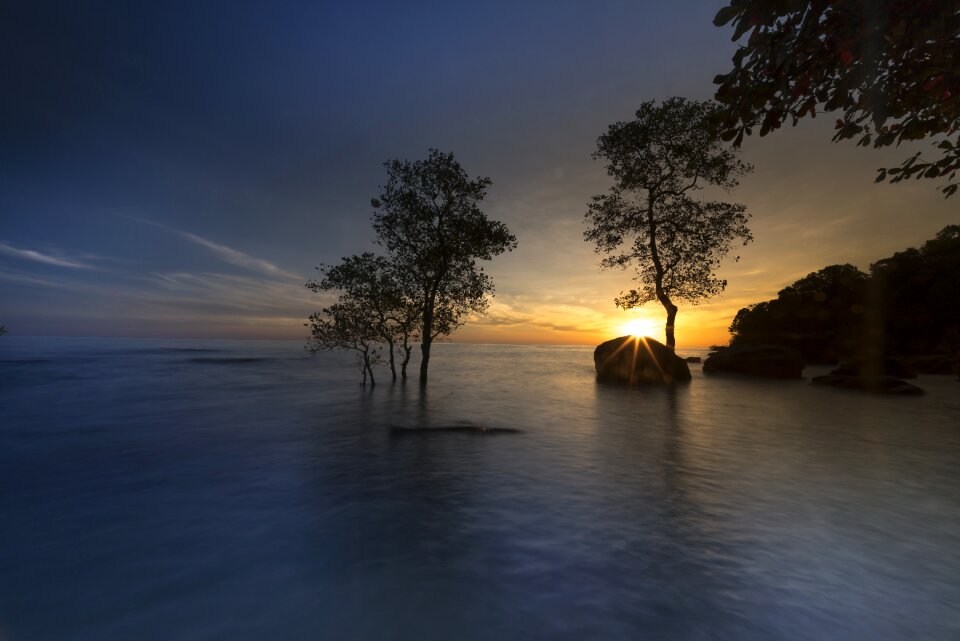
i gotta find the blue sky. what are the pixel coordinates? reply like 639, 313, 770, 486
1, 1, 955, 344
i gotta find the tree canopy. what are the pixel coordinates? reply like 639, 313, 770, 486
730, 226, 960, 360
713, 0, 960, 196
729, 264, 870, 362
372, 149, 516, 383
306, 300, 383, 385
307, 253, 419, 381
585, 98, 753, 349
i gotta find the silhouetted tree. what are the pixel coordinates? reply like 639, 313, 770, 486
585, 98, 753, 350
308, 253, 419, 381
713, 1, 960, 196
871, 225, 960, 353
729, 264, 869, 362
0, 326, 6, 336
306, 301, 382, 385
729, 230, 960, 361
371, 149, 517, 384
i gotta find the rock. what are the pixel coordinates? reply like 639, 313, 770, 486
703, 344, 805, 379
899, 354, 960, 376
684, 356, 702, 363
594, 336, 691, 385
830, 357, 916, 379
390, 425, 521, 435
811, 375, 925, 395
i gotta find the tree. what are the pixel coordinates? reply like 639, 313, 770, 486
305, 300, 383, 385
713, 1, 960, 196
371, 149, 517, 384
870, 225, 960, 353
729, 264, 870, 362
584, 98, 753, 350
0, 326, 6, 336
728, 230, 960, 360
307, 253, 419, 381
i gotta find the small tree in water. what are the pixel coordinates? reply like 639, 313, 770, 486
372, 149, 517, 384
308, 253, 419, 381
585, 98, 753, 350
306, 301, 383, 385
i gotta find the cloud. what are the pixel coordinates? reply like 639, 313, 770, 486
129, 217, 302, 281
0, 242, 94, 269
0, 269, 70, 288
178, 232, 303, 281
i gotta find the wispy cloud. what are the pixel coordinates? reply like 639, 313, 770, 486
0, 269, 71, 288
130, 216, 302, 281
0, 242, 94, 269
178, 232, 302, 280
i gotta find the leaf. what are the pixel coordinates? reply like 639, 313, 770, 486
714, 5, 741, 27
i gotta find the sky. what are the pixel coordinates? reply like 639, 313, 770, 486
1, 1, 956, 347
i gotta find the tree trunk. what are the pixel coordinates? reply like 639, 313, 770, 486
365, 354, 376, 387
387, 339, 397, 382
419, 298, 435, 385
419, 335, 432, 385
646, 194, 677, 350
401, 344, 412, 379
663, 302, 678, 351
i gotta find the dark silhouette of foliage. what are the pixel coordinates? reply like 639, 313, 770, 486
371, 149, 517, 384
730, 227, 960, 360
307, 253, 419, 381
305, 300, 383, 385
729, 264, 869, 362
585, 98, 753, 350
871, 225, 960, 354
713, 1, 960, 196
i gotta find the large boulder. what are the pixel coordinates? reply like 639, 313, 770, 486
811, 375, 925, 395
594, 336, 691, 385
703, 344, 805, 379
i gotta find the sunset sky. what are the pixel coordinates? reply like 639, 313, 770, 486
2, 1, 956, 347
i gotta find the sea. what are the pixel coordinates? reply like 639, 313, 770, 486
1, 336, 959, 641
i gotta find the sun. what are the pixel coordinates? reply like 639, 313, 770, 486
618, 316, 660, 338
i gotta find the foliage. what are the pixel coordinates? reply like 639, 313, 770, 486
729, 227, 960, 358
713, 1, 960, 196
584, 97, 753, 349
308, 253, 419, 381
870, 225, 960, 353
306, 300, 383, 385
371, 149, 517, 383
729, 264, 869, 343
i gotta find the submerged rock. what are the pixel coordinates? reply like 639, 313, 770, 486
389, 425, 521, 435
811, 375, 925, 395
703, 344, 805, 379
684, 356, 702, 363
594, 336, 691, 385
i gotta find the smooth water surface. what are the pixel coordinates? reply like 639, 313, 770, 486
2, 337, 959, 640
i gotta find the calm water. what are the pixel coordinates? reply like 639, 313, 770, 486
2, 337, 959, 640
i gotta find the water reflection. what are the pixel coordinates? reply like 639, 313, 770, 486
0, 338, 958, 640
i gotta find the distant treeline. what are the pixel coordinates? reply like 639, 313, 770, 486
728, 226, 960, 363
